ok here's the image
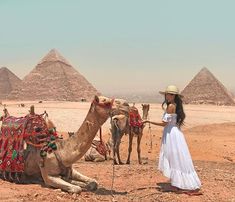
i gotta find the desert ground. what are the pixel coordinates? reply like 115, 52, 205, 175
0, 101, 235, 202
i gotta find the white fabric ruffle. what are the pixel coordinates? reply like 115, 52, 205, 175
158, 112, 201, 190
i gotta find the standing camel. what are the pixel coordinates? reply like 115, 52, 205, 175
111, 103, 150, 165
0, 96, 115, 193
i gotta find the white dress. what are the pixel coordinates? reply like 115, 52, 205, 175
158, 113, 201, 190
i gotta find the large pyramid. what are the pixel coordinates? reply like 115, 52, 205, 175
181, 67, 235, 105
0, 67, 22, 100
8, 49, 100, 101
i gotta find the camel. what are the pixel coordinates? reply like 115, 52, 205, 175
110, 103, 150, 165
0, 95, 115, 193
18, 103, 25, 107
67, 131, 112, 162
84, 135, 112, 162
142, 104, 150, 120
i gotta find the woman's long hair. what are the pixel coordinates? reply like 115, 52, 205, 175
162, 95, 186, 128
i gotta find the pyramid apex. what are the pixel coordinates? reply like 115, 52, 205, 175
0, 67, 14, 75
0, 67, 21, 81
38, 49, 71, 66
202, 66, 208, 70
0, 67, 9, 71
0, 67, 22, 99
200, 67, 210, 72
49, 48, 60, 54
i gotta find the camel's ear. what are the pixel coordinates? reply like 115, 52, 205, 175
90, 96, 97, 113
3, 108, 9, 117
29, 105, 35, 115
141, 104, 144, 107
94, 95, 99, 103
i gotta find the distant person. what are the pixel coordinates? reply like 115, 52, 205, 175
143, 85, 201, 195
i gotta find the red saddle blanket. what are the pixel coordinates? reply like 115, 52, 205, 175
0, 114, 49, 173
91, 140, 108, 157
129, 107, 143, 127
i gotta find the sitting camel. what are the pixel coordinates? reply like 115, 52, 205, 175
68, 130, 111, 162
110, 102, 150, 164
0, 95, 115, 193
84, 134, 111, 162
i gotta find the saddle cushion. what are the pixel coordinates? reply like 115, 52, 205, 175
129, 107, 143, 127
0, 114, 52, 173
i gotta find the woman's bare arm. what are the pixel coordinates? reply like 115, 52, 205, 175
143, 120, 167, 127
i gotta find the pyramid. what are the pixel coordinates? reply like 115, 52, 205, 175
181, 67, 235, 105
8, 49, 100, 101
0, 67, 22, 100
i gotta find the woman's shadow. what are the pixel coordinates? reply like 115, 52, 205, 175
157, 182, 203, 196
156, 182, 176, 192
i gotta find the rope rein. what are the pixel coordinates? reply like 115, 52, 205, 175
148, 113, 153, 150
147, 113, 153, 151
110, 116, 115, 199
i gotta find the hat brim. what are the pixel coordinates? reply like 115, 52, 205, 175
159, 91, 184, 98
159, 91, 166, 95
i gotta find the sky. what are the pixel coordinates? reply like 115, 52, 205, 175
0, 0, 235, 94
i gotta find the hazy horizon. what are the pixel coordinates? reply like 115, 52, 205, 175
1, 1, 235, 95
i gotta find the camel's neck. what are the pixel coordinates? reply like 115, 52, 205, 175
57, 106, 108, 167
142, 111, 148, 120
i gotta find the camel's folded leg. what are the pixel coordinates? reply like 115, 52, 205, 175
69, 180, 87, 190
40, 168, 82, 193
46, 175, 82, 193
70, 168, 98, 191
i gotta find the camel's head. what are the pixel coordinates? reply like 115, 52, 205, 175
111, 114, 128, 131
141, 104, 150, 120
110, 99, 129, 117
91, 95, 114, 119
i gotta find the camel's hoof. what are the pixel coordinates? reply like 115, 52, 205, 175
85, 181, 98, 191
126, 161, 130, 164
119, 161, 124, 165
138, 161, 142, 165
68, 186, 82, 194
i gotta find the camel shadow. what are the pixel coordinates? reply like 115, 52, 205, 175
94, 187, 128, 196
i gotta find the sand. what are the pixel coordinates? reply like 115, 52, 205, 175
0, 101, 234, 202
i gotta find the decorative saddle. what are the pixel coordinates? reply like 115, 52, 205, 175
129, 106, 143, 133
0, 112, 57, 176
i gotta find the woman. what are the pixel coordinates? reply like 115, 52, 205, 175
144, 85, 201, 195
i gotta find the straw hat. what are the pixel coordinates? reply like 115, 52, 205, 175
159, 85, 183, 97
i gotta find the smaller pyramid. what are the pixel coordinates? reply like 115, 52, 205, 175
181, 67, 235, 105
0, 67, 22, 100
